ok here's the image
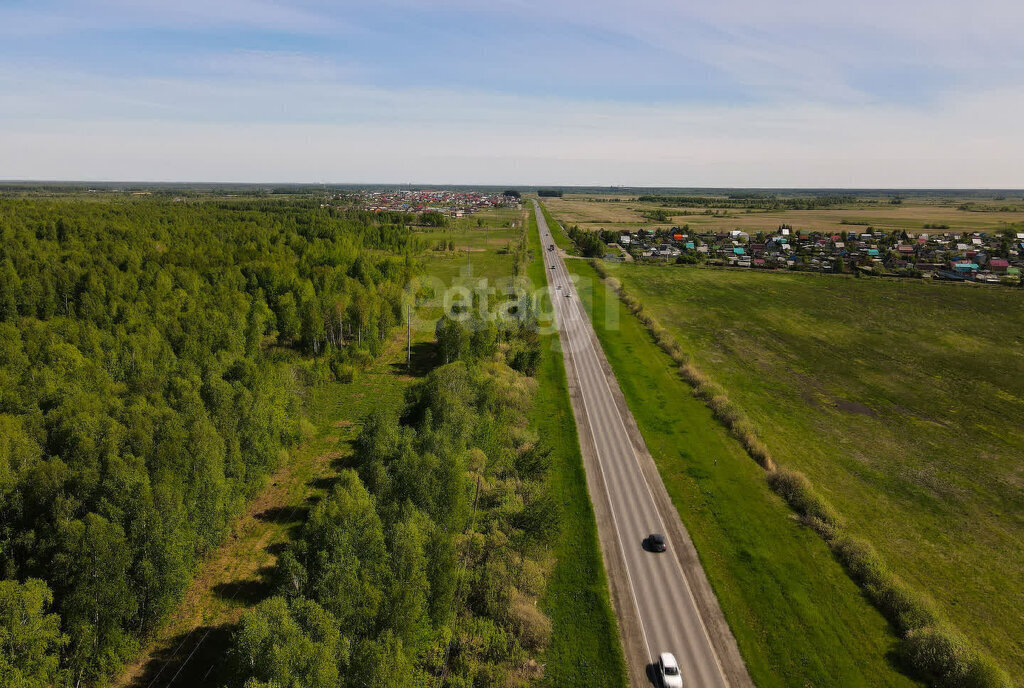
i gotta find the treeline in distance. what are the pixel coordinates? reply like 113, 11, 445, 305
637, 194, 854, 210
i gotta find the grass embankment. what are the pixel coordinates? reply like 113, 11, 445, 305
525, 208, 627, 686
560, 258, 921, 687
602, 265, 1023, 684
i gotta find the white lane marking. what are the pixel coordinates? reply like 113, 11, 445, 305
563, 311, 656, 664
565, 277, 729, 685
542, 211, 729, 686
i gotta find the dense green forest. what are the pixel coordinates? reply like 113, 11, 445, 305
0, 197, 421, 686
228, 283, 557, 685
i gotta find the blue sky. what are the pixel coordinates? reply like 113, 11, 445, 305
1, 0, 1022, 185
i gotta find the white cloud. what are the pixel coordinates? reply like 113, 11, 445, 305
1, 66, 1021, 186
381, 0, 1024, 101
2, 1, 1023, 185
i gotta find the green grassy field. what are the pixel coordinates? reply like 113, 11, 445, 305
601, 264, 1024, 680
525, 209, 628, 687
416, 207, 523, 251
561, 260, 923, 687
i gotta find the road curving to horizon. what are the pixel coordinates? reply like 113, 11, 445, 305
534, 200, 754, 688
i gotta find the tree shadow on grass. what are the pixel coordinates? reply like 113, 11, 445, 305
331, 452, 360, 471
265, 541, 289, 556
255, 504, 309, 525
308, 475, 339, 491
882, 623, 926, 684
211, 564, 277, 607
126, 623, 235, 688
390, 340, 438, 378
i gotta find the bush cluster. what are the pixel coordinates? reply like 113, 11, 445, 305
766, 468, 841, 528
901, 626, 1012, 688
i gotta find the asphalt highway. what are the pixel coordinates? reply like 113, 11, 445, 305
534, 201, 741, 687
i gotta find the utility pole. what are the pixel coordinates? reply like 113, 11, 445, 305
407, 302, 412, 369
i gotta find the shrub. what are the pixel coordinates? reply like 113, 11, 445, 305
734, 429, 775, 471
730, 417, 757, 441
678, 362, 707, 387
651, 329, 684, 362
830, 534, 887, 587
686, 372, 724, 402
332, 362, 357, 383
766, 468, 841, 528
829, 534, 938, 633
509, 591, 552, 651
707, 394, 740, 426
299, 418, 318, 442
877, 579, 940, 634
801, 515, 836, 539
691, 382, 718, 400
622, 293, 643, 314
900, 626, 1013, 688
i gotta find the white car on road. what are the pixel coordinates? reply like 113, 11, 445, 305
658, 652, 683, 688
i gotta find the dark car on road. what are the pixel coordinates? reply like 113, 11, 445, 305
644, 533, 667, 552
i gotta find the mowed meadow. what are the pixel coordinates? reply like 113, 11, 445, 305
604, 264, 1024, 677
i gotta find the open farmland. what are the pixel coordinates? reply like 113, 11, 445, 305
602, 264, 1024, 678
544, 192, 1024, 237
558, 259, 919, 686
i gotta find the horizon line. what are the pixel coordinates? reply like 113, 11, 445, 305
3, 180, 1024, 193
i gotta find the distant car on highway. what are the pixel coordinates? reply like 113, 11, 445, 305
657, 652, 683, 688
644, 533, 667, 552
